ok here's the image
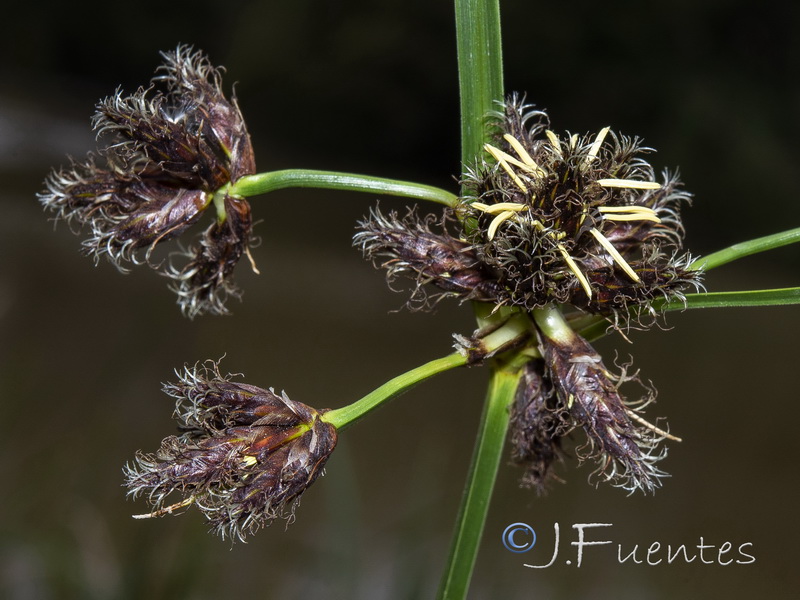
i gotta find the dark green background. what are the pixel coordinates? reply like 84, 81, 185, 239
1, 1, 798, 598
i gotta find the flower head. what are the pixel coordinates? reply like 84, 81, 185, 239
356, 95, 699, 494
460, 96, 702, 325
357, 96, 702, 327
124, 361, 337, 541
39, 45, 257, 317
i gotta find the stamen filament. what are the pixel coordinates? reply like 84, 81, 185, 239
589, 228, 641, 282
244, 246, 261, 274
627, 411, 683, 442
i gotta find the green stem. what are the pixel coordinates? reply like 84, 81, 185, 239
455, 0, 504, 171
435, 1, 506, 598
691, 226, 800, 271
323, 353, 468, 430
229, 169, 458, 207
436, 365, 520, 600
324, 307, 536, 430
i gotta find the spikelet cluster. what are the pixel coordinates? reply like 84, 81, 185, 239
39, 46, 256, 317
124, 361, 337, 541
358, 96, 702, 327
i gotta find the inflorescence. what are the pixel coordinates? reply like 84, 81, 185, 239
39, 45, 707, 536
124, 361, 337, 541
39, 45, 257, 318
358, 97, 701, 324
357, 96, 703, 492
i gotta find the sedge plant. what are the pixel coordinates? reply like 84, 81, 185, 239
36, 0, 799, 597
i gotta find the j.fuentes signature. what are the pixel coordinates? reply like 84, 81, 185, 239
502, 522, 755, 568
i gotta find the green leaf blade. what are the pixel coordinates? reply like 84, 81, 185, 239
662, 288, 800, 311
692, 227, 800, 271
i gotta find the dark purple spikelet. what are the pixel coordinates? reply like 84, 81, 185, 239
169, 195, 255, 318
90, 45, 255, 191
41, 156, 212, 268
578, 248, 699, 327
38, 45, 256, 316
508, 360, 567, 493
540, 331, 669, 493
354, 206, 506, 309
124, 361, 337, 541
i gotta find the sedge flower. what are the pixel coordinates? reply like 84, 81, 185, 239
124, 361, 337, 541
39, 45, 257, 317
357, 96, 701, 326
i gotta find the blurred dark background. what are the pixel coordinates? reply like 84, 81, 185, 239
1, 1, 798, 598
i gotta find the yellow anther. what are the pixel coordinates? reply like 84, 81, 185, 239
471, 201, 533, 240
503, 134, 547, 176
600, 214, 662, 223
557, 243, 592, 299
487, 140, 547, 178
484, 143, 529, 192
589, 228, 641, 282
597, 178, 662, 190
598, 205, 661, 223
487, 210, 517, 241
585, 126, 610, 164
545, 130, 563, 157
569, 133, 578, 150
486, 144, 535, 174
242, 455, 258, 467
471, 201, 529, 215
527, 219, 565, 240
598, 206, 658, 214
